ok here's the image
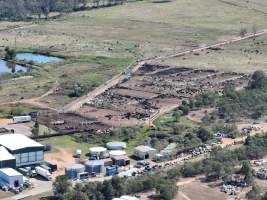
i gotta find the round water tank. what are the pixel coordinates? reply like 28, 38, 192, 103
84, 160, 104, 174
106, 141, 127, 150
89, 147, 107, 154
109, 150, 126, 157
65, 164, 85, 179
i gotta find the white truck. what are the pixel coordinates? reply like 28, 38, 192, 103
35, 166, 52, 181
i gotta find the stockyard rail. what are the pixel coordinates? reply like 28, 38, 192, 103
31, 129, 96, 140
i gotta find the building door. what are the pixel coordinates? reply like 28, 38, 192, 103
14, 180, 19, 187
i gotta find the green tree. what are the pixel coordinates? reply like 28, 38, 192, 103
4, 46, 16, 60
156, 179, 178, 200
197, 126, 213, 142
244, 170, 254, 186
249, 70, 267, 89
32, 121, 39, 137
111, 176, 126, 197
102, 180, 114, 200
53, 175, 71, 197
246, 185, 261, 200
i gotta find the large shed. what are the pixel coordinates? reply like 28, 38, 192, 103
134, 145, 156, 160
0, 134, 44, 167
0, 146, 16, 168
0, 168, 23, 188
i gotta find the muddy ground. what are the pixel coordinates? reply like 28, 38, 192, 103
76, 64, 249, 127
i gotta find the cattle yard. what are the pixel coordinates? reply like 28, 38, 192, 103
72, 64, 249, 128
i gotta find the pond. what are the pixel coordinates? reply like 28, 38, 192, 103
0, 59, 27, 75
16, 53, 63, 64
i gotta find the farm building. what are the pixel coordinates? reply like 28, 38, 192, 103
134, 145, 157, 160
0, 146, 16, 168
0, 134, 44, 167
111, 155, 130, 166
0, 168, 23, 188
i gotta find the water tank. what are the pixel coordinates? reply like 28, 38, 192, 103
106, 142, 127, 150
84, 160, 104, 174
89, 147, 108, 159
65, 164, 85, 179
109, 150, 126, 157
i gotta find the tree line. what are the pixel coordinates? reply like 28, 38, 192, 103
180, 70, 267, 122
53, 173, 178, 200
0, 0, 126, 20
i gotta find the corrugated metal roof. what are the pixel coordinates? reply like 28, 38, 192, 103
0, 168, 22, 176
0, 146, 15, 161
0, 134, 43, 151
134, 145, 156, 152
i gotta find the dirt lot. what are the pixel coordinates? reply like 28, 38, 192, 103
187, 108, 215, 123
44, 148, 76, 177
0, 118, 13, 125
38, 111, 109, 133
221, 122, 267, 147
178, 179, 228, 200
76, 64, 249, 127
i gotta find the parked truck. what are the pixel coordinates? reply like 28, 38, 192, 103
35, 166, 52, 181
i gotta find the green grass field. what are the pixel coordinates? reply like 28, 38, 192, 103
159, 34, 267, 73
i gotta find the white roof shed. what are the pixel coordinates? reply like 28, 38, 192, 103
0, 134, 43, 152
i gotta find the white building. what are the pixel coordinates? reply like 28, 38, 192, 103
0, 134, 44, 167
134, 145, 157, 160
0, 168, 23, 188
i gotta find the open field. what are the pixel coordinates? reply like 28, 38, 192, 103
0, 0, 266, 110
178, 179, 228, 200
158, 34, 267, 73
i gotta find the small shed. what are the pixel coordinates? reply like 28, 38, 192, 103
134, 145, 156, 160
0, 168, 23, 188
111, 155, 130, 166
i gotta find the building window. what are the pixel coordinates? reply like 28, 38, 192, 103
36, 151, 43, 161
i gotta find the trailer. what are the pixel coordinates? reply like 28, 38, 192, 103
35, 166, 52, 181
43, 160, 57, 172
40, 165, 52, 173
13, 115, 32, 123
